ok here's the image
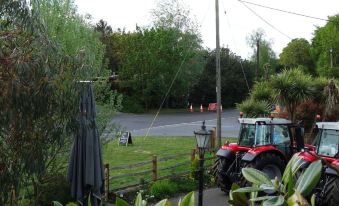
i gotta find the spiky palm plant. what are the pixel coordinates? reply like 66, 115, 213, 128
270, 68, 314, 122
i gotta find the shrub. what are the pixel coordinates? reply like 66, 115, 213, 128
251, 81, 274, 102
172, 178, 197, 193
236, 98, 271, 118
38, 173, 73, 206
148, 180, 178, 200
121, 96, 145, 113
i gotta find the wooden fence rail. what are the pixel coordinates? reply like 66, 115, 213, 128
103, 149, 216, 198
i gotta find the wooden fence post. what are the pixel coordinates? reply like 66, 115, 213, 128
104, 163, 109, 200
152, 155, 157, 181
191, 149, 196, 161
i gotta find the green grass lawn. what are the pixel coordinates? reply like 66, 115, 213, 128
102, 136, 237, 190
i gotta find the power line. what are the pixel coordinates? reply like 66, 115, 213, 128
238, 0, 338, 24
239, 1, 293, 40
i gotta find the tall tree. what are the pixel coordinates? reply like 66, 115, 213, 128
0, 0, 105, 204
311, 14, 339, 77
190, 48, 254, 107
151, 0, 200, 34
247, 28, 277, 79
95, 19, 121, 73
280, 38, 315, 75
117, 27, 204, 110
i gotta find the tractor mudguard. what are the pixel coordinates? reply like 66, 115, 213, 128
325, 167, 339, 176
216, 149, 235, 160
241, 146, 286, 162
242, 153, 256, 162
325, 164, 339, 176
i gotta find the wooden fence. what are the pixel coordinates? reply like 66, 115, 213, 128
103, 149, 216, 199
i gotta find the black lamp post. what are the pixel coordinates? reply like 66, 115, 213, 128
194, 121, 211, 206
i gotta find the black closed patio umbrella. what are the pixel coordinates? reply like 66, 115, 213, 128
68, 83, 104, 206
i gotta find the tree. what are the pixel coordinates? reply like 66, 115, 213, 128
311, 14, 339, 77
270, 68, 313, 122
280, 38, 315, 75
151, 0, 200, 34
95, 19, 121, 73
190, 48, 254, 107
0, 0, 105, 204
116, 26, 204, 110
247, 28, 277, 79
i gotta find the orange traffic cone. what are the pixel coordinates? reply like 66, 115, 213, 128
200, 104, 204, 112
189, 104, 193, 112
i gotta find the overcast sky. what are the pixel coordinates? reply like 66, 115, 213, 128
74, 0, 338, 59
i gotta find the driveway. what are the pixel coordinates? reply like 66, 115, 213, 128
107, 109, 240, 137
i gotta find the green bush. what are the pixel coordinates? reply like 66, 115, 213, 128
38, 173, 73, 206
190, 157, 199, 180
148, 180, 178, 200
236, 98, 270, 118
173, 178, 197, 193
121, 96, 145, 113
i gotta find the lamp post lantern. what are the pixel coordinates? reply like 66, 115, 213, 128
194, 121, 211, 206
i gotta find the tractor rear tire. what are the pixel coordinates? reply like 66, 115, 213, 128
213, 157, 233, 193
245, 153, 285, 183
322, 175, 339, 206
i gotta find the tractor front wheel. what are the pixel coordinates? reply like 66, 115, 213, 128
213, 157, 233, 193
245, 153, 285, 182
322, 175, 339, 206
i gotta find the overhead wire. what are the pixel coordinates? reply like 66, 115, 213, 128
220, 0, 251, 93
238, 0, 339, 24
144, 1, 213, 139
239, 0, 292, 40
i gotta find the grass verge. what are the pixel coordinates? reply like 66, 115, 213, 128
102, 136, 237, 190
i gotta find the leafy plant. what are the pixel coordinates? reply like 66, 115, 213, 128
148, 180, 178, 200
229, 153, 322, 206
116, 191, 195, 206
236, 98, 271, 118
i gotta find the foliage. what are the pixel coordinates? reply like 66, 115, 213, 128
251, 81, 274, 102
190, 48, 254, 107
116, 191, 195, 206
0, 0, 105, 204
94, 81, 123, 111
151, 0, 200, 34
246, 28, 278, 79
229, 153, 322, 206
279, 38, 315, 75
311, 14, 339, 77
236, 98, 270, 118
148, 180, 178, 200
270, 68, 313, 122
37, 173, 73, 206
116, 26, 204, 110
36, 0, 105, 78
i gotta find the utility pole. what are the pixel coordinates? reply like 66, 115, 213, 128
330, 48, 333, 68
256, 39, 260, 80
215, 0, 221, 148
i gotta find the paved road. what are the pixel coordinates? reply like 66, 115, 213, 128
109, 109, 240, 137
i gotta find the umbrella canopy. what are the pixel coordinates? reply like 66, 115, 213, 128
68, 83, 104, 206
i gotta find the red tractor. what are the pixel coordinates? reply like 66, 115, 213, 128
297, 121, 339, 206
213, 116, 305, 192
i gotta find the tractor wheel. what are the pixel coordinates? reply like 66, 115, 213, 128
244, 153, 285, 184
322, 175, 339, 206
213, 157, 233, 192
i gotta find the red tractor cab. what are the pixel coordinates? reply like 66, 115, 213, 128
297, 122, 339, 206
213, 117, 304, 192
